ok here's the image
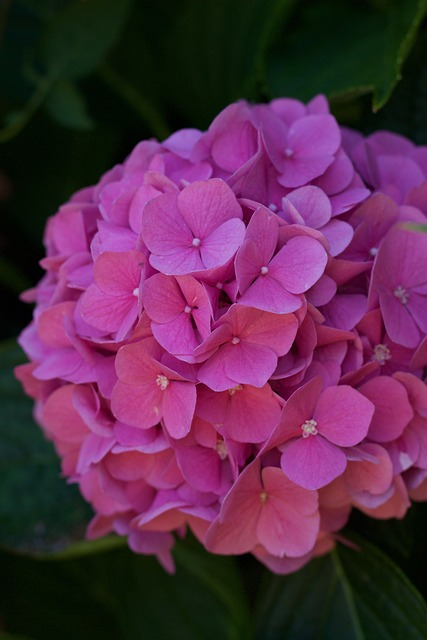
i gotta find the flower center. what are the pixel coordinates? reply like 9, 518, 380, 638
269, 203, 278, 212
132, 287, 139, 297
231, 336, 241, 345
260, 266, 269, 275
371, 343, 392, 365
228, 384, 243, 395
155, 374, 169, 390
215, 439, 228, 460
192, 237, 201, 248
260, 490, 268, 504
301, 419, 318, 438
284, 147, 294, 158
369, 247, 378, 257
394, 285, 409, 305
184, 305, 192, 314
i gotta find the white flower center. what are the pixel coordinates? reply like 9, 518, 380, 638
269, 203, 278, 212
215, 439, 228, 460
184, 305, 192, 314
132, 287, 139, 297
371, 343, 391, 365
228, 384, 243, 396
394, 285, 409, 305
231, 336, 241, 345
260, 266, 269, 275
155, 374, 169, 390
301, 419, 318, 438
284, 147, 294, 158
192, 237, 201, 248
369, 247, 378, 257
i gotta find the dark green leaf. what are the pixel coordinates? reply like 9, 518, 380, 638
266, 0, 427, 110
1, 541, 252, 640
359, 27, 427, 142
45, 80, 94, 130
111, 0, 296, 130
347, 508, 414, 560
42, 0, 132, 80
256, 537, 427, 639
0, 341, 93, 555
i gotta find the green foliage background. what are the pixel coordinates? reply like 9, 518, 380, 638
1, 1, 427, 637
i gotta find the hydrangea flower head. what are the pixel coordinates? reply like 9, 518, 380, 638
16, 94, 427, 574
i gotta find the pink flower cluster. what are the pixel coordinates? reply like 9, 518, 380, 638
16, 95, 427, 574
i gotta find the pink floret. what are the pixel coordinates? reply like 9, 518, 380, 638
15, 94, 427, 575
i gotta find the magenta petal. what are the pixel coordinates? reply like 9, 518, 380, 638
200, 218, 246, 269
289, 115, 341, 157
197, 345, 238, 391
175, 444, 221, 492
359, 376, 414, 443
178, 178, 242, 238
245, 207, 280, 256
143, 274, 185, 323
94, 251, 143, 295
238, 274, 303, 313
149, 246, 205, 275
224, 342, 279, 388
269, 236, 327, 294
281, 436, 346, 489
224, 385, 282, 443
151, 314, 200, 360
141, 191, 192, 255
321, 220, 354, 256
314, 386, 375, 446
283, 186, 331, 229
379, 291, 420, 348
235, 239, 269, 294
80, 284, 136, 333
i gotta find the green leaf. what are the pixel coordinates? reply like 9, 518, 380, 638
45, 80, 94, 130
1, 542, 252, 640
111, 0, 296, 130
174, 537, 253, 640
256, 537, 427, 639
42, 0, 132, 80
0, 341, 93, 555
266, 0, 427, 110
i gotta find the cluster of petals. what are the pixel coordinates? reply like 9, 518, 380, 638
16, 94, 427, 575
